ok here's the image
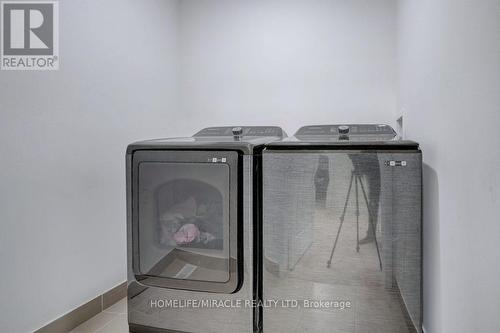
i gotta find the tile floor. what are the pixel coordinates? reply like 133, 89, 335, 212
71, 299, 128, 333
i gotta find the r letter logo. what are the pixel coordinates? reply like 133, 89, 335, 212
1, 1, 59, 70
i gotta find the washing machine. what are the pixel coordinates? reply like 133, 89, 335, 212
262, 124, 422, 333
126, 126, 285, 333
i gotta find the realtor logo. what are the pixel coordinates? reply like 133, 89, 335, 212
1, 1, 59, 70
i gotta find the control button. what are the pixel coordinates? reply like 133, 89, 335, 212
232, 127, 243, 136
338, 125, 350, 135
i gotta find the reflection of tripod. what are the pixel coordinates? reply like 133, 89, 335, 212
326, 170, 382, 271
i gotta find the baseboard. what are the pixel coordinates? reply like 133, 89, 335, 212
34, 281, 127, 333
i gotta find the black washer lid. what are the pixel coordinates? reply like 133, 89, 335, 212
266, 124, 419, 150
295, 124, 396, 140
194, 126, 285, 138
127, 126, 286, 155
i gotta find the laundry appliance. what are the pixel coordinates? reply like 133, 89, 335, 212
126, 126, 285, 333
261, 124, 422, 333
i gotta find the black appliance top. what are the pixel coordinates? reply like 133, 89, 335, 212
266, 124, 419, 150
127, 126, 286, 155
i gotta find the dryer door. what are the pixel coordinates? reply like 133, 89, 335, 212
131, 150, 242, 293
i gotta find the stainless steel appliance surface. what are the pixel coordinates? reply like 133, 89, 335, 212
262, 124, 422, 333
126, 126, 285, 333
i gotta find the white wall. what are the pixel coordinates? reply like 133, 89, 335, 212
0, 1, 182, 332
398, 1, 500, 332
178, 0, 398, 134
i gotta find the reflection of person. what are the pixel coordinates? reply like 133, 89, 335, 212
314, 155, 330, 208
349, 154, 381, 244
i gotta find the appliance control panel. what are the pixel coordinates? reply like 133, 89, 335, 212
296, 124, 396, 137
194, 126, 284, 137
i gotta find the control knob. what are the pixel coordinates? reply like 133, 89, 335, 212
232, 127, 243, 136
338, 125, 350, 135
